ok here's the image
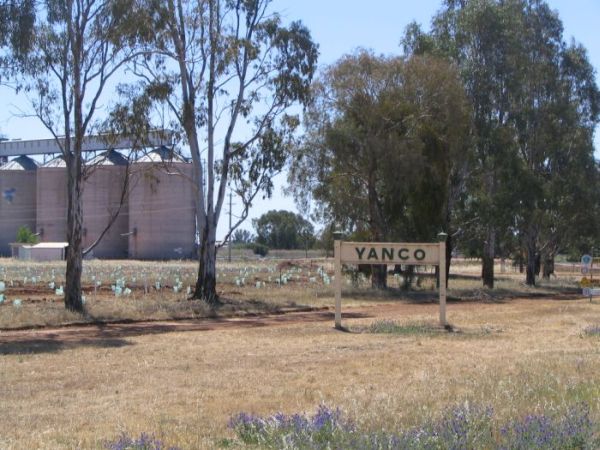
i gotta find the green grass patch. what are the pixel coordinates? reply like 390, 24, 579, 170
361, 320, 441, 335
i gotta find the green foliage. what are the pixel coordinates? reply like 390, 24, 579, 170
232, 229, 253, 244
15, 225, 37, 244
253, 209, 315, 250
411, 0, 600, 287
249, 242, 269, 257
289, 51, 470, 245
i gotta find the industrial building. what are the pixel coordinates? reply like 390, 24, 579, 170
0, 134, 196, 259
128, 147, 196, 259
0, 156, 38, 255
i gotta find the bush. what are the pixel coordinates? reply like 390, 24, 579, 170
16, 225, 37, 244
228, 403, 599, 450
252, 243, 269, 256
104, 432, 179, 450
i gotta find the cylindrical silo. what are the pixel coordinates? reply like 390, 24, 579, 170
128, 147, 196, 259
82, 150, 129, 258
0, 156, 38, 256
36, 157, 68, 242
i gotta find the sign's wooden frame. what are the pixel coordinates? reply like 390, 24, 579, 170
334, 234, 447, 329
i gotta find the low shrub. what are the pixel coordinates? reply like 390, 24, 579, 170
499, 404, 595, 449
104, 432, 179, 450
252, 243, 269, 256
228, 405, 351, 448
16, 225, 38, 244
228, 403, 599, 449
583, 325, 600, 336
244, 242, 269, 257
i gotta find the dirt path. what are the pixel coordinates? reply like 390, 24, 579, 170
0, 296, 581, 353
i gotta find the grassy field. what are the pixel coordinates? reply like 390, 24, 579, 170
1, 258, 599, 448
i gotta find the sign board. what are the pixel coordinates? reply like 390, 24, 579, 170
581, 254, 593, 266
334, 237, 447, 330
581, 266, 590, 275
581, 277, 591, 287
340, 243, 440, 265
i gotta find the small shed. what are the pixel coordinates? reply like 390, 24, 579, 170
17, 242, 68, 261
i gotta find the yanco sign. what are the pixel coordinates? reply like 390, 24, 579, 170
334, 237, 448, 330
341, 243, 440, 265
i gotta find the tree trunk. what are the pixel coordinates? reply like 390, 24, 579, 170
64, 13, 85, 313
518, 252, 524, 273
482, 227, 495, 288
402, 265, 415, 290
525, 233, 536, 286
436, 234, 452, 289
542, 255, 554, 279
445, 233, 453, 289
64, 161, 84, 312
371, 264, 387, 289
193, 221, 220, 305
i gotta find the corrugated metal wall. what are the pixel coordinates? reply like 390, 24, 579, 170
0, 158, 38, 256
128, 160, 196, 259
1, 149, 197, 260
82, 165, 130, 258
36, 162, 68, 243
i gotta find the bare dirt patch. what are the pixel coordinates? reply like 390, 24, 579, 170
0, 296, 574, 353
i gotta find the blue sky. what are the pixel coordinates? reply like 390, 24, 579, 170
1, 1, 599, 238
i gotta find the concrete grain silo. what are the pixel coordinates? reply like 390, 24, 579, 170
128, 147, 196, 259
82, 150, 129, 258
36, 157, 68, 242
0, 156, 38, 256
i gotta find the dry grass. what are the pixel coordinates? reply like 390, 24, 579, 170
2, 294, 600, 449
1, 257, 597, 448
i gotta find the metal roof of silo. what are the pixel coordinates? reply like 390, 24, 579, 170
41, 156, 67, 168
0, 155, 39, 171
87, 149, 129, 166
136, 146, 188, 163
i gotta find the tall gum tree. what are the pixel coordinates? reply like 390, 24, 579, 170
289, 51, 470, 289
409, 0, 600, 288
509, 1, 599, 285
0, 0, 149, 311
425, 0, 524, 289
132, 0, 317, 304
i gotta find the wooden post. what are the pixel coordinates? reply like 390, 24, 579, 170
438, 232, 448, 326
333, 233, 342, 329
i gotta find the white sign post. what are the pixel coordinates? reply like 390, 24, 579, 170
333, 233, 448, 329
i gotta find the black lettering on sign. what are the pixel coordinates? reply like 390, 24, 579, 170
382, 248, 394, 261
414, 249, 426, 261
368, 248, 379, 260
355, 247, 366, 259
399, 248, 409, 260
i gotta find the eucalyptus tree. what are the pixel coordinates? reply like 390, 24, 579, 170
132, 0, 318, 304
0, 0, 148, 311
253, 209, 315, 250
289, 51, 470, 288
508, 3, 600, 285
412, 0, 600, 287
420, 0, 525, 288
